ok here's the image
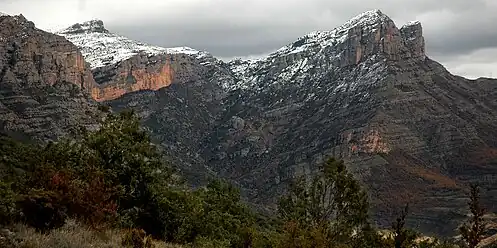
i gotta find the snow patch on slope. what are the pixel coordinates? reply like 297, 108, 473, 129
57, 20, 210, 69
402, 20, 421, 28
225, 9, 391, 91
271, 9, 389, 57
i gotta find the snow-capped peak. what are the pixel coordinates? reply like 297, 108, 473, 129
271, 9, 391, 57
58, 19, 108, 35
228, 9, 392, 75
0, 12, 10, 17
341, 9, 388, 28
57, 20, 210, 69
226, 9, 394, 91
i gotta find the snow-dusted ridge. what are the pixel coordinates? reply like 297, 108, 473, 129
268, 9, 391, 57
57, 19, 210, 69
224, 9, 425, 92
225, 9, 392, 88
227, 10, 421, 83
55, 10, 421, 91
225, 10, 391, 76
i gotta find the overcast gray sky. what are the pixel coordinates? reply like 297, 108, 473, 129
1, 0, 496, 79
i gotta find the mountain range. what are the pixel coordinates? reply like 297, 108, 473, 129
1, 9, 497, 236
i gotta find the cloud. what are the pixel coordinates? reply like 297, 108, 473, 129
437, 48, 497, 79
78, 0, 86, 11
0, 0, 496, 78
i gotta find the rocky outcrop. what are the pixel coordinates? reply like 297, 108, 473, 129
61, 19, 109, 34
89, 53, 221, 101
90, 54, 175, 101
57, 20, 213, 101
400, 21, 426, 60
0, 14, 96, 90
0, 14, 101, 141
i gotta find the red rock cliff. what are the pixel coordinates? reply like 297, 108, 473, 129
91, 60, 175, 102
87, 53, 206, 102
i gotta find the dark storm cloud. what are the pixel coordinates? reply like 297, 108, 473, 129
422, 8, 497, 57
108, 21, 312, 58
101, 0, 497, 60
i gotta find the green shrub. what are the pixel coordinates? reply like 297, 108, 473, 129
0, 180, 17, 225
153, 188, 203, 242
8, 111, 173, 233
277, 158, 370, 247
233, 226, 280, 248
193, 179, 256, 243
18, 189, 68, 232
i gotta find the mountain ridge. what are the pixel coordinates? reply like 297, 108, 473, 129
56, 20, 212, 69
56, 9, 431, 84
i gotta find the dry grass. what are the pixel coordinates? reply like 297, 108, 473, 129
4, 219, 183, 248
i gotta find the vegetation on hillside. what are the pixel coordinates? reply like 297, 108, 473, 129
0, 110, 495, 248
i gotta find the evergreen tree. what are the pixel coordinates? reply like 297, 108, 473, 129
459, 184, 486, 248
390, 203, 419, 248
278, 157, 371, 247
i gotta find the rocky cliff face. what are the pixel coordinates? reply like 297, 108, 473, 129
0, 14, 101, 141
57, 21, 215, 101
202, 10, 497, 236
90, 55, 174, 102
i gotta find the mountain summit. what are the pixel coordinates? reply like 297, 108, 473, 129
271, 9, 394, 57
227, 9, 426, 91
2, 9, 497, 237
56, 20, 227, 101
57, 20, 210, 69
58, 19, 109, 34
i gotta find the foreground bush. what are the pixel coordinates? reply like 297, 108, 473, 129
3, 110, 496, 247
277, 158, 374, 247
17, 189, 68, 232
0, 111, 174, 233
0, 181, 16, 225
